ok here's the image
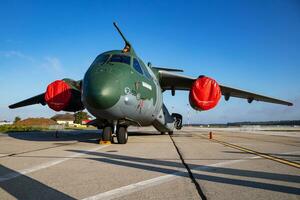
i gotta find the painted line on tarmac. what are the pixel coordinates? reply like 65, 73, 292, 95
81, 154, 263, 200
0, 145, 110, 182
210, 138, 300, 169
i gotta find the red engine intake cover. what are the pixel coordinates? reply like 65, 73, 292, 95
189, 76, 221, 111
44, 80, 72, 111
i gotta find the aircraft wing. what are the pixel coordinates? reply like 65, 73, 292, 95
158, 70, 293, 106
9, 93, 46, 109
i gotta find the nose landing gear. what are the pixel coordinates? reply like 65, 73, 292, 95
101, 125, 128, 144
116, 126, 128, 144
102, 126, 113, 141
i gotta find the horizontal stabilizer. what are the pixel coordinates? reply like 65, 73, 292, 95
153, 67, 184, 72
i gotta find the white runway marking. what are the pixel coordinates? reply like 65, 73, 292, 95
0, 145, 110, 182
82, 151, 300, 200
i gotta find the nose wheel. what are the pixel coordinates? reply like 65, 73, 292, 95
102, 126, 128, 144
102, 126, 113, 141
116, 126, 128, 144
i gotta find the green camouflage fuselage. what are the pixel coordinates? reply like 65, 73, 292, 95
82, 50, 163, 127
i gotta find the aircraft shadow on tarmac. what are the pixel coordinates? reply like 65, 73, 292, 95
0, 165, 76, 200
66, 150, 300, 195
7, 130, 100, 142
7, 130, 159, 144
1, 152, 300, 198
3, 132, 300, 197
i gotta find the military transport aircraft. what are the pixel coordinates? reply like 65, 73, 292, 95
9, 22, 293, 144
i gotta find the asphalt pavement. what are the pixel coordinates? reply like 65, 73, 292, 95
0, 127, 299, 200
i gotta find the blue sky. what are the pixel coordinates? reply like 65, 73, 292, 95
0, 0, 299, 123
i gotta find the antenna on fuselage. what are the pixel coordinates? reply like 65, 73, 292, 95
113, 22, 136, 55
113, 22, 130, 45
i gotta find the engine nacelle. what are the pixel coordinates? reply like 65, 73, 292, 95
44, 79, 84, 112
189, 76, 221, 111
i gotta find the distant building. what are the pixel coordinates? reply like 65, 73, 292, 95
0, 120, 12, 125
51, 113, 75, 126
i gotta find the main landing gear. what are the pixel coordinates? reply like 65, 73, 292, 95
102, 126, 128, 144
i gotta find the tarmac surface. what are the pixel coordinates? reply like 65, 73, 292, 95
0, 127, 299, 200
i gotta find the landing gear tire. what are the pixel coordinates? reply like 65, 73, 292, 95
160, 132, 165, 135
102, 126, 112, 141
168, 131, 174, 135
172, 113, 183, 130
117, 126, 128, 144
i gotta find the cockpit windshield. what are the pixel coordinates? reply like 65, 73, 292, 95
109, 54, 131, 65
93, 54, 110, 66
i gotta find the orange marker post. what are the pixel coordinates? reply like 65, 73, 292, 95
209, 132, 213, 139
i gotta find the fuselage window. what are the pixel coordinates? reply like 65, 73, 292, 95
133, 58, 144, 75
109, 54, 131, 65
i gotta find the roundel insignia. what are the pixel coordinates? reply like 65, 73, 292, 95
124, 87, 131, 94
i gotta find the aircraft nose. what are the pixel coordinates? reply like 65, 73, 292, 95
83, 71, 121, 110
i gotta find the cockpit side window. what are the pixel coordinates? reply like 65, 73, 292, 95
133, 58, 144, 75
139, 60, 152, 79
109, 54, 131, 65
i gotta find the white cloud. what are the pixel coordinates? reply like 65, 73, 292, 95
0, 50, 64, 75
0, 50, 35, 62
43, 56, 63, 73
